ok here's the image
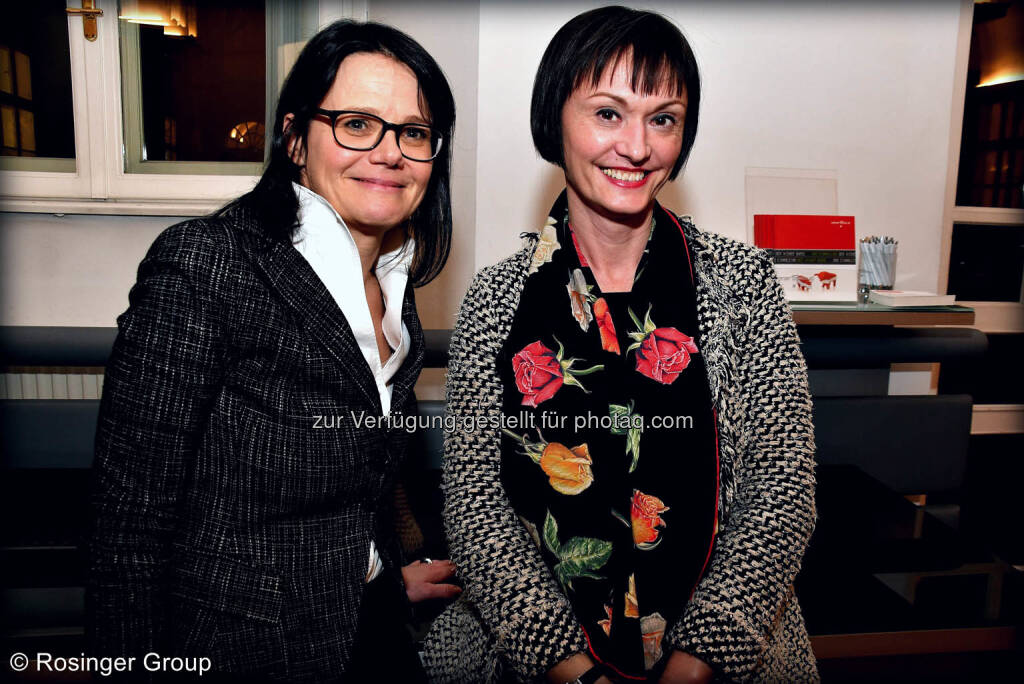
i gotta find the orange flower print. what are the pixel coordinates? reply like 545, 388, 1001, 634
631, 489, 669, 550
625, 573, 639, 618
640, 612, 667, 670
593, 297, 620, 354
598, 603, 613, 637
503, 429, 594, 496
540, 442, 594, 495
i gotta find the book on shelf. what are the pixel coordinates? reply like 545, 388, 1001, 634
753, 214, 857, 302
868, 290, 957, 307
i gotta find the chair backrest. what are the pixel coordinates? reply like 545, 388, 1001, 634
812, 394, 973, 494
408, 399, 445, 471
1, 400, 100, 469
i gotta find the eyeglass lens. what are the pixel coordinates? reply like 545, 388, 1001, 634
333, 113, 439, 160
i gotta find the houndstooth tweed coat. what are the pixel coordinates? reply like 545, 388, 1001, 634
87, 204, 423, 681
423, 209, 819, 683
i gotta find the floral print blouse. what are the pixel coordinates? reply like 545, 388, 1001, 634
499, 191, 720, 681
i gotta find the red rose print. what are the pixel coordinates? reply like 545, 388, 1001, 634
635, 327, 699, 385
627, 306, 699, 384
512, 338, 604, 407
512, 341, 564, 407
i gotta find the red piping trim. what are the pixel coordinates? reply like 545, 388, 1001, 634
569, 229, 590, 267
582, 627, 647, 680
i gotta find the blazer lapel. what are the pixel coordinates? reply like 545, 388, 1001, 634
686, 229, 743, 419
677, 216, 748, 524
252, 237, 382, 414
388, 284, 425, 417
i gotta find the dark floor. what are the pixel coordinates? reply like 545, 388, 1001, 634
819, 650, 1023, 683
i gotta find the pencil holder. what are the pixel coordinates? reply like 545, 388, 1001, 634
858, 237, 897, 303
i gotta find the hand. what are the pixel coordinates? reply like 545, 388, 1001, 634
401, 559, 462, 603
658, 650, 713, 684
546, 653, 612, 684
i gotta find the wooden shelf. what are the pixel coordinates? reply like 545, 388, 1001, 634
791, 303, 975, 326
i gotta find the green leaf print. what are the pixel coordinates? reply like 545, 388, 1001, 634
609, 402, 643, 472
626, 305, 657, 353
543, 510, 559, 556
554, 562, 606, 589
502, 428, 545, 464
608, 403, 632, 436
552, 335, 604, 394
627, 428, 643, 472
543, 511, 612, 591
558, 536, 613, 573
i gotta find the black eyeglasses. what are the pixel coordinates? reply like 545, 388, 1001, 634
313, 109, 442, 162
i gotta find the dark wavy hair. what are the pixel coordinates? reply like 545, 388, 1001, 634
531, 6, 700, 181
223, 20, 455, 287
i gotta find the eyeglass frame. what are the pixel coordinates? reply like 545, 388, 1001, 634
312, 108, 443, 162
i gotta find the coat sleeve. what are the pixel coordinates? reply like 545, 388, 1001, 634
665, 252, 817, 680
87, 221, 229, 657
442, 269, 588, 680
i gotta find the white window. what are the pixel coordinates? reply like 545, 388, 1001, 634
0, 0, 366, 216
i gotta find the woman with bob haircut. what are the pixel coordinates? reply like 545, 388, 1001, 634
88, 19, 459, 681
425, 6, 817, 683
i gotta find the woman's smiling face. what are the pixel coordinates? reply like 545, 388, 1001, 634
560, 57, 687, 223
292, 52, 434, 237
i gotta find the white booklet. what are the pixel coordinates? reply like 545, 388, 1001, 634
868, 290, 956, 307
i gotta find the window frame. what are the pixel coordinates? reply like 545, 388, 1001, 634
0, 0, 366, 216
0, 5, 93, 203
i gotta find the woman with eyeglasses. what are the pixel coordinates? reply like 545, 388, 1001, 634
88, 20, 458, 681
425, 7, 816, 684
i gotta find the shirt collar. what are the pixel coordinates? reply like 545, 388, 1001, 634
291, 181, 415, 279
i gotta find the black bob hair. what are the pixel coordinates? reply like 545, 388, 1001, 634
224, 20, 455, 287
531, 6, 700, 181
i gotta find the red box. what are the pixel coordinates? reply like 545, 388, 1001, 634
754, 215, 856, 250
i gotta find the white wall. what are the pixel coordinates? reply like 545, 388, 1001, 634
0, 212, 171, 326
367, 0, 479, 332
0, 0, 964, 334
475, 0, 963, 297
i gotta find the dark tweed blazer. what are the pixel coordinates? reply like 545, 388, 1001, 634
87, 204, 425, 681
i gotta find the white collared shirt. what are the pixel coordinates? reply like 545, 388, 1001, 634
292, 182, 414, 582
